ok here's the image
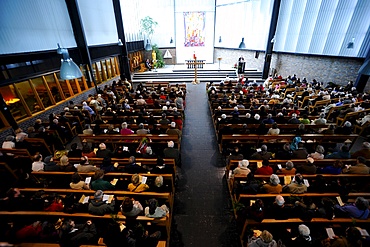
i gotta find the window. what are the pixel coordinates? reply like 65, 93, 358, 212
44, 74, 64, 103
16, 80, 42, 114
30, 77, 53, 108
2, 84, 29, 120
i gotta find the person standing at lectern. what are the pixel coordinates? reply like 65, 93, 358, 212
145, 59, 152, 71
238, 55, 245, 74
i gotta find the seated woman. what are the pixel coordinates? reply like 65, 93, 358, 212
144, 198, 169, 218
120, 197, 143, 217
261, 174, 282, 193
70, 172, 90, 190
128, 174, 149, 192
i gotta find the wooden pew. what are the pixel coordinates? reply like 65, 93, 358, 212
31, 171, 175, 195
78, 134, 181, 151
308, 99, 332, 113
220, 134, 358, 153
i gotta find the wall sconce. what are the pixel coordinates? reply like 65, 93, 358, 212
347, 37, 355, 49
219, 36, 222, 43
170, 37, 173, 44
238, 38, 246, 49
145, 39, 152, 51
57, 43, 83, 80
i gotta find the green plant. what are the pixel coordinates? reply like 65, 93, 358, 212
152, 45, 165, 68
140, 16, 158, 44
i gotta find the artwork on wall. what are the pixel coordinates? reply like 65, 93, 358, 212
183, 11, 205, 47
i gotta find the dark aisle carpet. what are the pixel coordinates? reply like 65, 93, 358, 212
170, 83, 241, 247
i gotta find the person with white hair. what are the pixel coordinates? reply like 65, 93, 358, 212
261, 174, 282, 193
291, 224, 318, 246
288, 113, 301, 124
277, 160, 296, 175
82, 101, 95, 115
166, 122, 182, 141
96, 143, 113, 158
308, 145, 325, 160
163, 141, 181, 166
120, 122, 134, 135
232, 159, 251, 177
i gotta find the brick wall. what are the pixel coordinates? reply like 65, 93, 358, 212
0, 77, 119, 141
215, 48, 369, 90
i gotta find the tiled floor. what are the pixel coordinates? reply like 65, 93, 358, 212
171, 82, 241, 247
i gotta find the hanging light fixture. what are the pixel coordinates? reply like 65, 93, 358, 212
145, 39, 152, 51
347, 37, 355, 49
57, 43, 82, 80
238, 37, 246, 49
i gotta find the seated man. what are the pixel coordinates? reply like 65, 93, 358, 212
145, 59, 152, 71
163, 141, 181, 167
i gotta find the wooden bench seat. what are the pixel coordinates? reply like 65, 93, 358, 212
220, 134, 358, 152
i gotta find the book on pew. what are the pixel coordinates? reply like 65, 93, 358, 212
359, 228, 369, 237
141, 176, 147, 184
336, 196, 344, 206
103, 194, 114, 204
111, 178, 118, 186
123, 146, 129, 151
277, 164, 282, 170
79, 195, 89, 204
257, 161, 263, 168
284, 176, 292, 185
326, 228, 335, 239
85, 177, 91, 184
303, 179, 310, 187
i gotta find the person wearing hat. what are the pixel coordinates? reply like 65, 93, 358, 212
128, 174, 149, 192
232, 160, 251, 177
308, 145, 325, 160
90, 170, 115, 191
88, 190, 115, 216
277, 161, 296, 175
166, 122, 182, 141
351, 141, 370, 159
248, 230, 277, 247
261, 174, 282, 193
163, 141, 181, 167
283, 173, 307, 194
342, 156, 370, 174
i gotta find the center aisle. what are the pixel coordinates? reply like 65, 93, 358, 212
171, 83, 241, 247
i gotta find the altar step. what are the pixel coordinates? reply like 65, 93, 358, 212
132, 69, 262, 83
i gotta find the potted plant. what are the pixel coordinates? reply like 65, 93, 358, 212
152, 45, 165, 68
140, 16, 158, 51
